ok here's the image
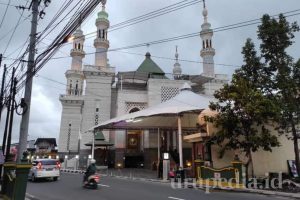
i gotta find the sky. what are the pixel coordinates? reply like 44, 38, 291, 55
0, 0, 299, 144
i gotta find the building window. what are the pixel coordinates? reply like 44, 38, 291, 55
67, 123, 71, 152
161, 86, 179, 102
129, 107, 140, 113
95, 114, 99, 125
125, 102, 147, 113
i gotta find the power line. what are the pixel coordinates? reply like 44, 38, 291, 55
2, 0, 30, 56
109, 0, 202, 32
0, 0, 12, 30
45, 10, 300, 63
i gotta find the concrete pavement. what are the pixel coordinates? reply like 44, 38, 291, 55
26, 173, 293, 200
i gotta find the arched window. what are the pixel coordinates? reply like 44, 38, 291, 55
99, 30, 101, 38
78, 43, 81, 50
102, 30, 105, 39
202, 41, 205, 49
75, 43, 77, 49
210, 40, 212, 48
206, 40, 209, 48
129, 107, 140, 113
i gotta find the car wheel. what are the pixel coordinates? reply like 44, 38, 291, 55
92, 184, 98, 189
53, 177, 58, 181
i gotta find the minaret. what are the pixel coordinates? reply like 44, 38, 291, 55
94, 1, 110, 68
173, 46, 182, 79
66, 26, 85, 96
71, 26, 85, 71
200, 0, 215, 77
58, 26, 85, 156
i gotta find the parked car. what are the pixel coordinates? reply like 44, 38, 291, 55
28, 159, 61, 182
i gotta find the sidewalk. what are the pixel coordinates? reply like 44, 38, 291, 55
225, 187, 300, 199
61, 168, 159, 180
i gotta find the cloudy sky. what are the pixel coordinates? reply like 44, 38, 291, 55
0, 0, 299, 143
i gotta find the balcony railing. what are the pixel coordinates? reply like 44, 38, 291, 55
84, 65, 115, 74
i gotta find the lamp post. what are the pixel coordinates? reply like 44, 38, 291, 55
92, 131, 95, 159
64, 155, 68, 169
87, 154, 92, 167
75, 155, 79, 170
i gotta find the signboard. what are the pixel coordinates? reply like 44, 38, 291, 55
214, 172, 221, 179
287, 160, 299, 178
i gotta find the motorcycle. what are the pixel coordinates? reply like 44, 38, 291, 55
83, 173, 100, 189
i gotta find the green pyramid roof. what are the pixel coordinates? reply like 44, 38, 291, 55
137, 52, 165, 75
95, 131, 105, 140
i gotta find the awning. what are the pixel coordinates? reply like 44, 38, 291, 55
89, 83, 214, 168
89, 83, 213, 131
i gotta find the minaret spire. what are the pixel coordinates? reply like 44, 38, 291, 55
200, 0, 215, 77
94, 0, 110, 68
70, 26, 85, 71
65, 25, 85, 96
173, 45, 182, 79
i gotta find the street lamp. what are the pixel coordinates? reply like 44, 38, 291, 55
64, 155, 68, 169
75, 155, 79, 170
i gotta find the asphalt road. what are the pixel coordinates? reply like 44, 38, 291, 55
26, 173, 290, 200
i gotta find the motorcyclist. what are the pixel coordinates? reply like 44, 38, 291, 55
84, 159, 97, 184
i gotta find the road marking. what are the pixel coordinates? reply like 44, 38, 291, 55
97, 183, 110, 187
168, 197, 185, 200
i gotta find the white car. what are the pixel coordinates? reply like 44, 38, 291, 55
28, 159, 61, 181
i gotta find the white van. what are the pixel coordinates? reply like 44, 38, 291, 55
28, 159, 61, 181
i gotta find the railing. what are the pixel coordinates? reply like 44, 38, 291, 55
195, 159, 244, 188
84, 65, 115, 74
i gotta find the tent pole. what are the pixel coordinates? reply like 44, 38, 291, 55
92, 130, 95, 159
178, 116, 183, 168
158, 128, 160, 161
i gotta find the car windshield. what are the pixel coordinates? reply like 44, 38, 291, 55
39, 160, 57, 165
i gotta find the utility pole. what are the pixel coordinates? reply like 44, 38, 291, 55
5, 76, 17, 162
0, 64, 7, 122
2, 67, 15, 157
0, 67, 14, 182
17, 0, 39, 162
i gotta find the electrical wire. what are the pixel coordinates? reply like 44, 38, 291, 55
0, 0, 12, 30
2, 0, 30, 56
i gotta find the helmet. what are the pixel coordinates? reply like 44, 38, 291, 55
90, 159, 96, 164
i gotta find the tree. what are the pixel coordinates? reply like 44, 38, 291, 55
208, 38, 280, 182
209, 13, 300, 180
257, 14, 300, 176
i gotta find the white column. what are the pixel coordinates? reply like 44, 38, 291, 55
178, 116, 183, 168
144, 130, 149, 149
173, 130, 177, 150
158, 128, 160, 161
92, 131, 95, 159
167, 130, 170, 151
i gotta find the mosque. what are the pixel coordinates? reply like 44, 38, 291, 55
57, 0, 228, 169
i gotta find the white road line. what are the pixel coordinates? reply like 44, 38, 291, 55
97, 184, 110, 187
168, 197, 185, 200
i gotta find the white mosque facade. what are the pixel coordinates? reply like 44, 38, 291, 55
58, 1, 228, 168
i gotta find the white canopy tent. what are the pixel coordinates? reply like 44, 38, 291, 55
89, 83, 213, 168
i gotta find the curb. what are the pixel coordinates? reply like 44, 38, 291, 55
207, 187, 300, 199
234, 188, 300, 199
60, 169, 85, 174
